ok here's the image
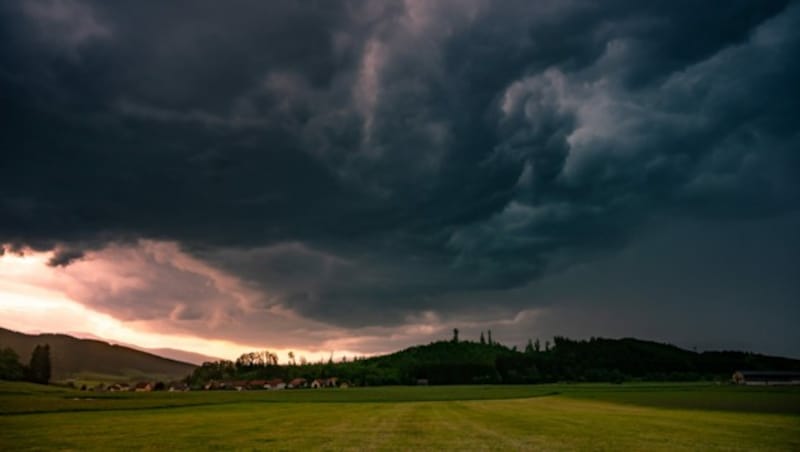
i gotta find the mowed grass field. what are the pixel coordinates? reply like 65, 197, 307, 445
1, 382, 798, 451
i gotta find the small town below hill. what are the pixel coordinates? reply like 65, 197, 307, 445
88, 377, 346, 393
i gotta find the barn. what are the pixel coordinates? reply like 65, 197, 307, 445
732, 371, 800, 385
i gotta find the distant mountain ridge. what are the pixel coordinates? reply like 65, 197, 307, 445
139, 347, 222, 366
61, 331, 223, 365
0, 327, 196, 381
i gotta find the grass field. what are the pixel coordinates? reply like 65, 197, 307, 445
1, 381, 798, 450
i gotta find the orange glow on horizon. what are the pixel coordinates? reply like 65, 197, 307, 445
0, 248, 365, 363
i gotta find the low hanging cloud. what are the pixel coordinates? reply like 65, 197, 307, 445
46, 248, 85, 267
1, 1, 799, 354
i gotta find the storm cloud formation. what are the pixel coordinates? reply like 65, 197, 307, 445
1, 1, 799, 354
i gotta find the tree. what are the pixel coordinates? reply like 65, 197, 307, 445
29, 344, 51, 384
480, 332, 486, 344
487, 330, 493, 345
288, 351, 296, 366
0, 347, 24, 381
452, 328, 459, 343
525, 339, 534, 354
534, 338, 541, 353
544, 340, 551, 352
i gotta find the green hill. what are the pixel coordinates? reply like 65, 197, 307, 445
343, 337, 799, 384
0, 327, 196, 382
548, 336, 800, 379
189, 336, 800, 387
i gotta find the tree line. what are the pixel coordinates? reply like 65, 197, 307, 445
188, 333, 800, 387
0, 344, 51, 384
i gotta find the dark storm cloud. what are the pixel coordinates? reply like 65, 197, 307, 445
46, 248, 85, 267
1, 0, 799, 333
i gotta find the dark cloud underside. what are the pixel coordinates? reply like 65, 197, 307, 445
1, 1, 798, 351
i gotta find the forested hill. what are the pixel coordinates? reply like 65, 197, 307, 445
358, 337, 800, 384
189, 336, 800, 387
0, 327, 196, 381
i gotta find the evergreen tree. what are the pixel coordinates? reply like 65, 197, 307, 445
29, 344, 51, 384
534, 338, 541, 352
452, 328, 459, 343
487, 330, 493, 345
0, 347, 24, 381
525, 339, 534, 354
480, 332, 486, 344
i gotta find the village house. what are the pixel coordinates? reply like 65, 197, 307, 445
732, 371, 800, 385
230, 381, 248, 391
108, 383, 132, 392
266, 379, 286, 390
134, 382, 153, 392
247, 380, 268, 390
310, 377, 342, 388
288, 378, 307, 389
168, 382, 189, 392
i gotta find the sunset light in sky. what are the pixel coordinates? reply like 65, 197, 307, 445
0, 247, 366, 362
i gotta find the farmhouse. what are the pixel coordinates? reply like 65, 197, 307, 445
266, 379, 286, 390
168, 382, 189, 392
732, 371, 800, 385
230, 381, 248, 391
310, 379, 324, 388
247, 380, 268, 390
288, 378, 307, 388
134, 382, 153, 392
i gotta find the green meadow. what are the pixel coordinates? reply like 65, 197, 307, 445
1, 382, 798, 451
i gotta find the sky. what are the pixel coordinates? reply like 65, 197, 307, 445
1, 0, 798, 361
